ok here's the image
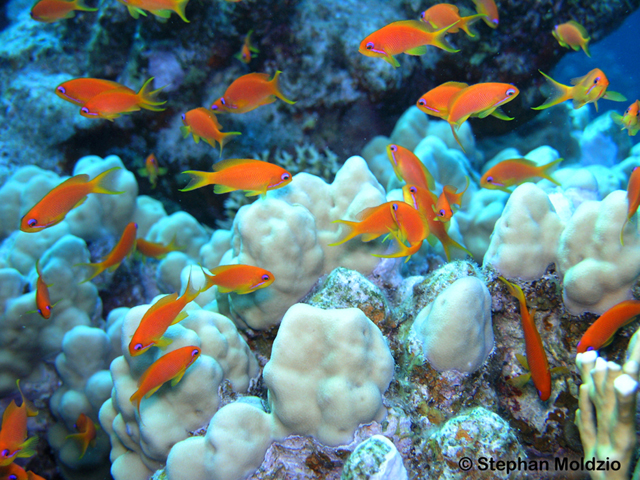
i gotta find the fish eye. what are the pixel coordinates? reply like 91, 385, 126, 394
418, 99, 426, 106
420, 12, 426, 20
57, 86, 66, 94
220, 98, 226, 106
181, 113, 186, 120
1, 449, 10, 457
409, 186, 417, 193
133, 343, 143, 351
506, 88, 515, 96
438, 209, 445, 216
81, 107, 89, 114
9, 474, 17, 480
211, 104, 218, 110
392, 203, 399, 211
37, 309, 42, 314
46, 305, 51, 311
486, 176, 493, 183
261, 274, 270, 281
390, 145, 397, 152
366, 42, 374, 50
27, 218, 37, 228
281, 173, 290, 180
191, 348, 199, 357
586, 346, 594, 352
594, 77, 601, 84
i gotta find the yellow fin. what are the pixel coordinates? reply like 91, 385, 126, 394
155, 336, 173, 349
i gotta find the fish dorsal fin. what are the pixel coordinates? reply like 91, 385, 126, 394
57, 174, 90, 189
441, 81, 469, 89
212, 158, 257, 171
390, 20, 427, 30
570, 74, 587, 86
209, 264, 238, 276
507, 158, 538, 168
355, 204, 385, 221
566, 20, 590, 39
146, 292, 179, 315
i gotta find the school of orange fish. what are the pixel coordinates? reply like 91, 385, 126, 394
3, 0, 640, 474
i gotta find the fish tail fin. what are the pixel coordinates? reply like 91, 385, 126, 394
430, 21, 460, 53
16, 380, 38, 417
460, 14, 485, 37
620, 217, 630, 246
539, 157, 563, 186
611, 112, 624, 125
183, 270, 201, 303
66, 433, 89, 458
270, 71, 296, 105
439, 235, 472, 262
373, 239, 423, 263
218, 131, 242, 156
90, 166, 125, 195
73, 0, 98, 11
582, 42, 591, 58
17, 435, 39, 459
76, 261, 107, 283
448, 122, 466, 152
179, 171, 216, 192
498, 276, 527, 304
136, 78, 167, 111
129, 390, 142, 417
328, 220, 361, 246
532, 71, 573, 110
174, 0, 189, 22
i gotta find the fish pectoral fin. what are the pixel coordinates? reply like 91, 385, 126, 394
477, 107, 496, 119
604, 91, 627, 102
171, 368, 187, 387
170, 311, 188, 325
405, 46, 427, 56
490, 107, 514, 121
155, 336, 173, 349
426, 234, 438, 247
180, 125, 191, 138
244, 190, 262, 197
507, 372, 532, 389
71, 196, 88, 210
384, 55, 400, 68
217, 285, 233, 293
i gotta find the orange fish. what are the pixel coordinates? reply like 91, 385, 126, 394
577, 300, 640, 353
210, 72, 295, 114
446, 82, 519, 150
480, 158, 562, 193
201, 264, 274, 294
620, 166, 640, 246
612, 100, 640, 137
65, 413, 97, 459
375, 201, 430, 261
34, 261, 54, 319
78, 222, 137, 282
128, 275, 200, 356
0, 463, 46, 480
179, 159, 292, 197
0, 381, 38, 467
80, 78, 166, 121
137, 154, 167, 189
402, 185, 472, 261
329, 202, 404, 246
180, 108, 241, 156
30, 0, 96, 22
552, 21, 590, 57
420, 4, 485, 37
136, 236, 183, 259
386, 144, 436, 191
55, 78, 132, 107
358, 20, 459, 68
20, 167, 123, 233
115, 0, 189, 22
236, 30, 259, 64
129, 346, 201, 416
433, 176, 469, 222
471, 0, 498, 28
532, 68, 626, 112
499, 277, 551, 401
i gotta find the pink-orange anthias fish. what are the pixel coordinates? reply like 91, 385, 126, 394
532, 68, 626, 112
359, 20, 459, 68
552, 21, 590, 57
329, 202, 404, 246
129, 346, 201, 416
80, 78, 166, 121
65, 413, 97, 459
128, 274, 200, 356
30, 0, 96, 22
480, 158, 563, 193
78, 222, 137, 282
137, 154, 167, 189
55, 78, 132, 107
612, 100, 640, 137
210, 72, 295, 114
577, 300, 640, 353
420, 4, 485, 37
620, 166, 640, 246
34, 261, 54, 319
180, 108, 241, 156
201, 265, 274, 295
20, 167, 123, 233
136, 236, 183, 259
0, 381, 38, 467
115, 0, 189, 22
472, 0, 498, 28
386, 144, 436, 191
179, 159, 292, 197
433, 176, 469, 222
236, 30, 259, 64
0, 463, 46, 480
499, 277, 552, 401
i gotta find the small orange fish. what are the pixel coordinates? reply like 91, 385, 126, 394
480, 158, 562, 193
329, 202, 403, 246
179, 159, 292, 197
374, 201, 430, 261
499, 277, 551, 401
136, 236, 183, 259
402, 185, 472, 261
386, 144, 436, 191
115, 0, 189, 22
236, 30, 259, 64
20, 167, 123, 233
420, 4, 485, 37
433, 176, 469, 222
620, 166, 640, 246
34, 261, 54, 319
0, 381, 38, 467
210, 72, 295, 114
472, 0, 498, 28
80, 78, 166, 121
180, 108, 241, 156
55, 78, 132, 107
552, 21, 590, 57
446, 82, 519, 150
65, 413, 97, 459
78, 222, 137, 282
358, 20, 459, 68
612, 100, 640, 137
30, 0, 97, 22
0, 463, 46, 480
532, 68, 626, 112
129, 346, 201, 415
201, 264, 274, 294
137, 154, 167, 189
577, 300, 640, 353
128, 275, 200, 356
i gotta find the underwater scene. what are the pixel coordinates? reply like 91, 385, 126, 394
1, 0, 640, 478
